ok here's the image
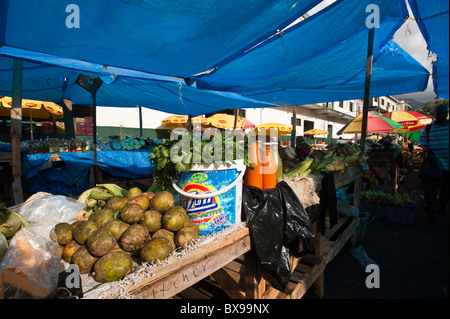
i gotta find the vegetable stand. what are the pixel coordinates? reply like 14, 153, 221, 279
83, 164, 363, 299
82, 223, 250, 299
239, 164, 364, 299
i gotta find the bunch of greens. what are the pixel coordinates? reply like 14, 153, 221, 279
148, 130, 253, 191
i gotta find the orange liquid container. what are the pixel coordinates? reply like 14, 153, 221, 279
261, 144, 277, 190
244, 141, 263, 189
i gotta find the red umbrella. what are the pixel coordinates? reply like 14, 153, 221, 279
384, 111, 431, 127
241, 117, 255, 129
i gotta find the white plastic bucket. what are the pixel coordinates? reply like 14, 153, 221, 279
172, 159, 246, 236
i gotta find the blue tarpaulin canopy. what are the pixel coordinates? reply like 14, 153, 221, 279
0, 0, 321, 78
409, 0, 449, 98
0, 47, 277, 116
195, 0, 432, 103
0, 0, 448, 113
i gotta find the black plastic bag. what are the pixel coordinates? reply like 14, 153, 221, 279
242, 181, 314, 292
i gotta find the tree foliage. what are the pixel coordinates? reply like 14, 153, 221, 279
416, 99, 449, 117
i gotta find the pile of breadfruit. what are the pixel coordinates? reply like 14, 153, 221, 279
51, 184, 199, 283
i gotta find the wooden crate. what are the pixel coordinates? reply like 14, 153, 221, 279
83, 225, 251, 299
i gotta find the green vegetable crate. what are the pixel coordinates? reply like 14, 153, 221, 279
360, 192, 419, 224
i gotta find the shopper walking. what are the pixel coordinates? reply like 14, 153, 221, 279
419, 103, 449, 221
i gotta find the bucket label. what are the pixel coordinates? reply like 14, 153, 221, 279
179, 168, 240, 236
191, 172, 208, 183
181, 183, 229, 235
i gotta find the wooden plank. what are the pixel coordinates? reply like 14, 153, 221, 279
333, 165, 364, 190
210, 268, 245, 299
223, 260, 245, 275
289, 257, 327, 299
121, 227, 250, 299
0, 152, 12, 163
296, 263, 313, 274
244, 250, 266, 299
176, 286, 211, 299
313, 218, 324, 298
324, 217, 359, 264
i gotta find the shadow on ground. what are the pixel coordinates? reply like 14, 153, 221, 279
319, 169, 449, 299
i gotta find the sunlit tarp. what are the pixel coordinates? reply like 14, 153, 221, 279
195, 0, 430, 104
0, 49, 278, 116
0, 0, 446, 113
0, 0, 321, 77
409, 0, 449, 98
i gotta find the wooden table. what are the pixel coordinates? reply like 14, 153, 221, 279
83, 225, 251, 299
83, 165, 364, 300
185, 164, 364, 300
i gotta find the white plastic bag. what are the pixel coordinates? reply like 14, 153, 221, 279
0, 227, 60, 298
9, 192, 84, 226
0, 193, 85, 298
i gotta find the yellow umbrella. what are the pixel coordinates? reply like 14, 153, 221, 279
0, 96, 64, 140
304, 128, 328, 144
161, 114, 210, 128
207, 113, 245, 129
0, 96, 63, 119
254, 123, 292, 136
303, 128, 328, 135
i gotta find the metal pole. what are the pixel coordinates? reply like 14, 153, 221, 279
92, 91, 98, 185
139, 105, 143, 137
11, 59, 24, 204
291, 106, 297, 147
360, 28, 375, 153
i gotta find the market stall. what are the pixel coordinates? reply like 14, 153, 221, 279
22, 149, 155, 196
0, 0, 447, 302
1, 129, 369, 300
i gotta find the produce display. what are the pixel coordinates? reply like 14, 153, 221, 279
282, 142, 368, 178
361, 190, 416, 205
1, 200, 30, 262
53, 183, 200, 283
148, 131, 252, 191
365, 135, 400, 151
0, 200, 30, 242
15, 136, 161, 154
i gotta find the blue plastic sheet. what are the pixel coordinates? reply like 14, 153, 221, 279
22, 150, 155, 195
409, 0, 449, 99
97, 150, 154, 179
22, 153, 51, 180
0, 0, 447, 112
0, 48, 277, 116
195, 0, 430, 102
0, 0, 320, 77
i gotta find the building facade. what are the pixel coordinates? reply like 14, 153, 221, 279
94, 96, 411, 142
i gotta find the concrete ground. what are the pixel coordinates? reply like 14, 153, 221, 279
320, 167, 449, 299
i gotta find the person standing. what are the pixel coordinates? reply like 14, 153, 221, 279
419, 103, 449, 221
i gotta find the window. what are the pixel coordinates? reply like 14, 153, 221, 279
304, 120, 314, 132
349, 102, 354, 112
339, 101, 344, 108
291, 117, 301, 126
381, 99, 385, 106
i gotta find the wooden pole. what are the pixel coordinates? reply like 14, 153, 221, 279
291, 106, 297, 147
11, 59, 24, 204
61, 98, 75, 139
360, 28, 375, 153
